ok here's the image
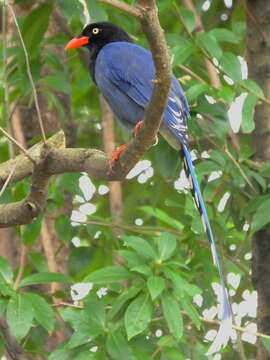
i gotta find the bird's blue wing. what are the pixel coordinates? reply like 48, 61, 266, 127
95, 42, 154, 123
95, 42, 189, 136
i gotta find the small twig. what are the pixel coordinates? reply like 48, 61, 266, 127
224, 146, 257, 193
0, 126, 35, 164
55, 301, 270, 342
2, 0, 9, 127
99, 0, 141, 17
197, 116, 256, 193
0, 160, 18, 198
178, 64, 207, 84
100, 96, 123, 232
52, 302, 83, 309
70, 219, 181, 236
201, 316, 270, 341
8, 4, 47, 143
41, 218, 60, 295
14, 244, 27, 290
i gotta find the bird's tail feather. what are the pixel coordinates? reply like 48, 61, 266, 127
181, 144, 232, 354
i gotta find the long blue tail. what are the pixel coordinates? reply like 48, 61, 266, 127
181, 144, 232, 353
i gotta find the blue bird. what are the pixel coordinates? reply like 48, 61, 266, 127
66, 22, 232, 351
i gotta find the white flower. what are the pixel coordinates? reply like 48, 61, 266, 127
97, 287, 108, 298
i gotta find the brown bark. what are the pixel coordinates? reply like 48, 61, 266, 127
246, 1, 270, 359
100, 96, 123, 226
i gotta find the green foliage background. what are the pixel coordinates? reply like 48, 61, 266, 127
0, 0, 269, 359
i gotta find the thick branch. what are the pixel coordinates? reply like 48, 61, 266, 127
0, 147, 52, 228
0, 317, 32, 360
0, 131, 65, 188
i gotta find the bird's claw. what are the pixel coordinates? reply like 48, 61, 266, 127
109, 144, 127, 169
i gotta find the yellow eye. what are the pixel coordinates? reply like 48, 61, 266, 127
92, 28, 99, 35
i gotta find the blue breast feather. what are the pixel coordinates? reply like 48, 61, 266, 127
95, 42, 190, 146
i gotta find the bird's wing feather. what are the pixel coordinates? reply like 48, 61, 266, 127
96, 42, 154, 109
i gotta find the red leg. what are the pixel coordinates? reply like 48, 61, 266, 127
109, 144, 127, 168
133, 120, 143, 137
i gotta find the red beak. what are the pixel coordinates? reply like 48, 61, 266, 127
65, 36, 89, 51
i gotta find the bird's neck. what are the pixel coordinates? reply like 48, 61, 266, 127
88, 44, 100, 82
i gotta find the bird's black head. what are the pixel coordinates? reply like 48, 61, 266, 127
65, 22, 133, 53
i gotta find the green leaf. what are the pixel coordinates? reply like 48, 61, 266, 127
251, 197, 270, 232
239, 79, 264, 98
161, 294, 183, 340
84, 266, 132, 284
108, 283, 144, 320
124, 294, 152, 340
29, 252, 48, 273
243, 194, 270, 216
84, 293, 105, 331
140, 206, 183, 231
42, 72, 71, 95
147, 276, 165, 300
262, 338, 270, 352
55, 215, 73, 243
164, 268, 202, 297
241, 93, 257, 133
19, 272, 70, 287
157, 233, 177, 261
7, 294, 34, 339
60, 307, 103, 348
209, 28, 239, 44
180, 297, 201, 330
180, 8, 195, 33
118, 250, 143, 269
185, 83, 208, 103
21, 2, 53, 55
172, 40, 194, 65
131, 265, 152, 276
196, 32, 223, 59
22, 215, 42, 245
25, 293, 54, 333
58, 0, 83, 20
0, 257, 13, 284
86, 0, 108, 22
106, 327, 135, 360
123, 236, 156, 259
220, 52, 242, 82
0, 273, 14, 297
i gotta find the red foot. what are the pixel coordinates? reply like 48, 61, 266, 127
133, 120, 143, 137
109, 144, 127, 168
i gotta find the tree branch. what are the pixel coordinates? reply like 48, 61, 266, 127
99, 0, 142, 17
0, 0, 171, 227
0, 317, 33, 360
